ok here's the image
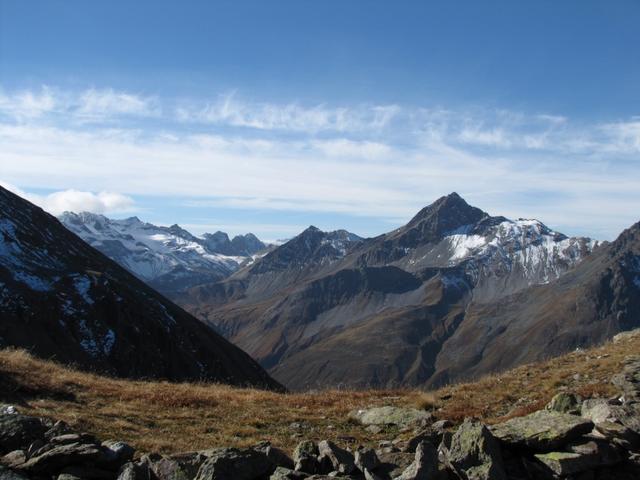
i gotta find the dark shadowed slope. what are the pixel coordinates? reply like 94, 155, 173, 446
0, 186, 281, 390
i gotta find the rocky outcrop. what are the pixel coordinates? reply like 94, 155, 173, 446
489, 410, 594, 451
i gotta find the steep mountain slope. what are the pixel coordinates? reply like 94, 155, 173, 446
183, 193, 602, 389
0, 186, 281, 389
59, 212, 267, 296
428, 219, 640, 386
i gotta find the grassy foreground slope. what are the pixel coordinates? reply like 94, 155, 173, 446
0, 330, 636, 455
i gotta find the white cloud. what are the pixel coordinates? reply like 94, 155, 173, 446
1, 86, 639, 240
0, 182, 135, 216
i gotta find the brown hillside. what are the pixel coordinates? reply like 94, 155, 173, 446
1, 330, 637, 455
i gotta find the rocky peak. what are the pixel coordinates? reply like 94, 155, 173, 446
249, 226, 361, 274
389, 193, 488, 249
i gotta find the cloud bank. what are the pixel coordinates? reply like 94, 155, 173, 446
0, 86, 639, 239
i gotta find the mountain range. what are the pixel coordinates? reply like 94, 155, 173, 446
59, 212, 268, 297
5, 186, 639, 393
0, 185, 281, 389
175, 193, 639, 390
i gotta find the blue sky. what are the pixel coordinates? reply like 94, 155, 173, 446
0, 0, 639, 240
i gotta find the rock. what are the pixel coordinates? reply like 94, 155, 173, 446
404, 427, 441, 453
1, 450, 26, 468
0, 465, 29, 480
581, 398, 640, 433
594, 420, 640, 450
116, 462, 154, 480
612, 357, 640, 401
293, 441, 319, 474
533, 452, 585, 477
490, 410, 594, 451
254, 442, 294, 470
546, 392, 581, 414
270, 466, 309, 479
354, 447, 380, 472
17, 442, 111, 474
446, 419, 506, 480
392, 441, 438, 480
57, 474, 83, 480
567, 437, 622, 465
44, 421, 73, 440
0, 415, 47, 454
532, 437, 622, 477
349, 407, 432, 428
194, 447, 273, 480
0, 407, 17, 416
432, 420, 453, 432
102, 441, 135, 465
373, 451, 415, 479
317, 440, 355, 475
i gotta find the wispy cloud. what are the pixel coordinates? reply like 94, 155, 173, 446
0, 86, 157, 124
176, 92, 400, 133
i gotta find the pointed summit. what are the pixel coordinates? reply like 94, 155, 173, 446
401, 193, 487, 244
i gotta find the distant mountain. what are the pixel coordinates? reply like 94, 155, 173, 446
182, 193, 604, 390
59, 212, 267, 296
0, 186, 281, 389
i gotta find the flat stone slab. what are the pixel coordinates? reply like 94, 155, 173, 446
348, 407, 431, 427
533, 452, 587, 476
489, 410, 593, 451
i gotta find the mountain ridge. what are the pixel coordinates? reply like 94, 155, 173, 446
181, 193, 607, 390
59, 211, 269, 297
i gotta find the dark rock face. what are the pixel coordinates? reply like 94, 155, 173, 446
181, 193, 609, 390
0, 186, 281, 389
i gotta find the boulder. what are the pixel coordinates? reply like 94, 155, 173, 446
445, 419, 506, 480
194, 447, 274, 480
490, 410, 594, 451
102, 440, 135, 465
392, 441, 438, 480
116, 462, 154, 480
293, 441, 319, 474
253, 442, 294, 470
17, 442, 111, 475
1, 450, 26, 468
349, 407, 432, 428
0, 415, 47, 454
317, 440, 355, 475
546, 392, 581, 414
581, 398, 640, 433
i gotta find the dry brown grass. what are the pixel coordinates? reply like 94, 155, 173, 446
1, 331, 636, 456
